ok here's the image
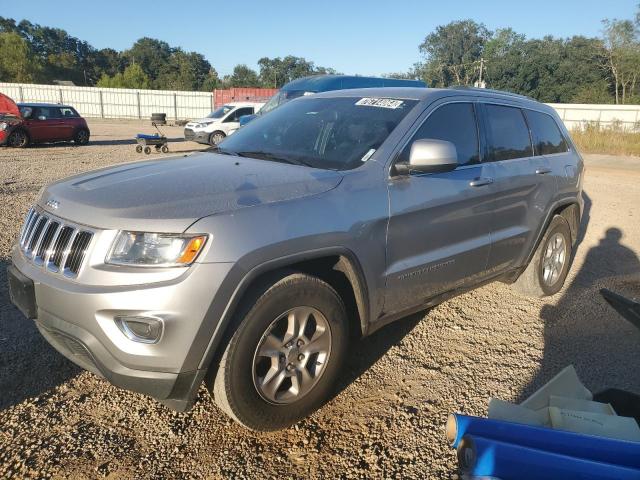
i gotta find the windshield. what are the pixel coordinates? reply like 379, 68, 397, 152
218, 96, 418, 171
207, 105, 234, 119
258, 90, 312, 115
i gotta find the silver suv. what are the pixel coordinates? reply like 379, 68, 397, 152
8, 87, 583, 431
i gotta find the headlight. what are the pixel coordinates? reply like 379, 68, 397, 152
0, 122, 7, 131
106, 231, 207, 267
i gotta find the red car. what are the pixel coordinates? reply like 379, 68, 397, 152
0, 93, 90, 147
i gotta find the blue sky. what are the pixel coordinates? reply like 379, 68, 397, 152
2, 0, 637, 76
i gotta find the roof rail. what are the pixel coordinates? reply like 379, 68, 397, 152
448, 86, 534, 101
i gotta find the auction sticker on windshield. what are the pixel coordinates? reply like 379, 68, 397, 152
355, 98, 404, 109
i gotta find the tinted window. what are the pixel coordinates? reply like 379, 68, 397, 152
525, 110, 568, 155
59, 107, 79, 118
35, 107, 61, 119
484, 104, 533, 161
224, 107, 253, 123
219, 96, 418, 171
399, 103, 480, 166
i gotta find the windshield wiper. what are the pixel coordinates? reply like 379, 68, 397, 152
236, 151, 314, 168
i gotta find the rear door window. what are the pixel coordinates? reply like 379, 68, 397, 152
484, 104, 533, 161
524, 110, 568, 155
399, 102, 480, 166
59, 107, 79, 118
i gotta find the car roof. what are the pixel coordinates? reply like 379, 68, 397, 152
282, 74, 426, 92
18, 102, 75, 109
225, 102, 264, 108
312, 86, 550, 110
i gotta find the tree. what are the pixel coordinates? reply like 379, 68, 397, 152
224, 64, 260, 87
601, 19, 639, 104
0, 31, 40, 82
154, 50, 212, 90
97, 63, 150, 89
418, 20, 491, 86
123, 37, 172, 83
200, 69, 221, 91
257, 56, 336, 88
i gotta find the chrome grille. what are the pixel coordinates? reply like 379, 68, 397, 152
18, 207, 94, 278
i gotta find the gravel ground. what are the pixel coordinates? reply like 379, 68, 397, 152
1, 121, 639, 479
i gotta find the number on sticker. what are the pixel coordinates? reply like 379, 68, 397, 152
355, 98, 404, 109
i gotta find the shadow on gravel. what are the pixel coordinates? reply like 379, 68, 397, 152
517, 191, 640, 401
0, 259, 81, 411
332, 312, 424, 399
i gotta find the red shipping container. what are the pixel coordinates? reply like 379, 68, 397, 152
213, 88, 279, 108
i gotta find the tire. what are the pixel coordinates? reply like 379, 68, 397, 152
161, 145, 169, 153
513, 215, 572, 297
212, 273, 349, 431
209, 131, 225, 146
73, 128, 90, 145
151, 113, 166, 125
144, 146, 151, 154
135, 145, 143, 153
7, 129, 29, 148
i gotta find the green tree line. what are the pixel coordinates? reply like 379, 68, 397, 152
1, 9, 639, 104
0, 17, 335, 91
389, 6, 640, 104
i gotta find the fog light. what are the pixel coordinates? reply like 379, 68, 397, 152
115, 315, 163, 344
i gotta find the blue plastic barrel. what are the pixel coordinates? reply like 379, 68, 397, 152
447, 414, 640, 469
458, 435, 640, 480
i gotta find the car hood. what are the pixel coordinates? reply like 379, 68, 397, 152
40, 152, 344, 232
0, 93, 20, 118
187, 118, 218, 127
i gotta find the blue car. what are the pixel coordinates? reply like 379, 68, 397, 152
238, 74, 426, 127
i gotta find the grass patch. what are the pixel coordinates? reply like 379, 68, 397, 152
571, 123, 640, 157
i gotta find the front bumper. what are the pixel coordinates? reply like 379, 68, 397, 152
9, 247, 234, 411
184, 128, 209, 144
0, 130, 8, 145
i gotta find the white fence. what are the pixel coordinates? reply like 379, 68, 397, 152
547, 103, 640, 131
0, 82, 214, 120
1, 82, 640, 129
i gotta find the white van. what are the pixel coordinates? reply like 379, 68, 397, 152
184, 102, 264, 145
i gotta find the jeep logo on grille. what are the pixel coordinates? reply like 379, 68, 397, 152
46, 199, 60, 210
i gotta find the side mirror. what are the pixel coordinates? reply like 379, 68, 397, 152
38, 115, 47, 121
395, 139, 458, 175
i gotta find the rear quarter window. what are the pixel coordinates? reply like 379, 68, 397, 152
484, 104, 533, 161
524, 109, 568, 155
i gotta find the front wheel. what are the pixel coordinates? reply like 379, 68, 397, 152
209, 131, 225, 146
211, 273, 349, 431
513, 215, 572, 297
7, 130, 29, 148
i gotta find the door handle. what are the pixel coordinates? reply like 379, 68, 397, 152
536, 167, 552, 175
469, 177, 493, 187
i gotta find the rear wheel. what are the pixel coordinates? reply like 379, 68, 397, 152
211, 273, 349, 431
513, 215, 572, 297
144, 146, 151, 154
135, 145, 143, 153
7, 130, 29, 148
161, 145, 169, 153
209, 131, 225, 146
74, 128, 90, 145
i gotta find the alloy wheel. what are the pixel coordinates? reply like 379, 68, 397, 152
542, 232, 567, 286
252, 306, 332, 404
